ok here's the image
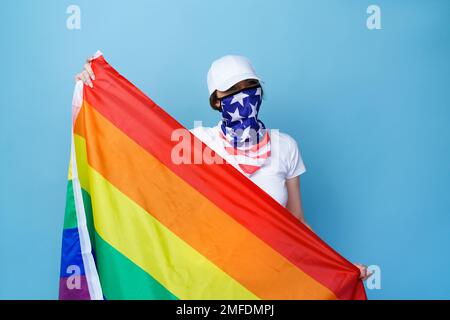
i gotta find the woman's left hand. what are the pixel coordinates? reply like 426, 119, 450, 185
354, 263, 373, 281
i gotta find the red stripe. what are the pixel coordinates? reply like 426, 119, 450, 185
84, 55, 366, 300
238, 164, 260, 174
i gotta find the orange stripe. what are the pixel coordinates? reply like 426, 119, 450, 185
75, 100, 337, 299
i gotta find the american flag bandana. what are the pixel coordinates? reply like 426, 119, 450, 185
219, 85, 271, 175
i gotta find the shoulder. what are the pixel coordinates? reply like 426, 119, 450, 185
270, 130, 300, 152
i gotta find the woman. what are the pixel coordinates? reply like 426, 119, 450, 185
75, 54, 371, 281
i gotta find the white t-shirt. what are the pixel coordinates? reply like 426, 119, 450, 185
190, 124, 306, 207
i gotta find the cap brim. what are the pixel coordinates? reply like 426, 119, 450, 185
216, 73, 262, 92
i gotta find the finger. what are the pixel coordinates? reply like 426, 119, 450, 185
84, 62, 95, 80
84, 71, 93, 87
81, 72, 93, 88
85, 72, 93, 88
362, 274, 371, 281
359, 267, 367, 279
362, 270, 374, 281
80, 72, 88, 85
80, 72, 88, 86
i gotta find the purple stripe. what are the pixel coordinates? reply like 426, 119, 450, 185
59, 275, 90, 300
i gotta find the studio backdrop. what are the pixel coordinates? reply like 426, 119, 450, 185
0, 0, 449, 299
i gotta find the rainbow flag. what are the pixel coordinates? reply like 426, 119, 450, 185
59, 51, 367, 300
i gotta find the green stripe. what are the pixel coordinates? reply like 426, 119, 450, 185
63, 180, 78, 229
64, 180, 95, 246
94, 231, 178, 300
64, 180, 177, 299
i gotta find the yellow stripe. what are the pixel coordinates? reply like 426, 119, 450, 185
67, 150, 73, 180
73, 133, 258, 300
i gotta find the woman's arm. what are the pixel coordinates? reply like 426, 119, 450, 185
286, 176, 313, 231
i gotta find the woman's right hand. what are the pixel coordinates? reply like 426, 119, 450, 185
74, 56, 95, 88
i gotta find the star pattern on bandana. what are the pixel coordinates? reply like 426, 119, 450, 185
220, 86, 265, 144
227, 107, 242, 122
240, 126, 251, 141
248, 102, 258, 118
218, 85, 270, 175
230, 91, 249, 106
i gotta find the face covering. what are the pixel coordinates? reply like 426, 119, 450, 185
218, 85, 271, 175
220, 85, 265, 145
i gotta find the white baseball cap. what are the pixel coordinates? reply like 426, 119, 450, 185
207, 55, 263, 96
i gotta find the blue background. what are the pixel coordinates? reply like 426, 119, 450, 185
1, 0, 449, 299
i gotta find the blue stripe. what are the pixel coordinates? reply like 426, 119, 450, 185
60, 227, 86, 277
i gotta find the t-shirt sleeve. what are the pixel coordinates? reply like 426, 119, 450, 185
285, 136, 306, 179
